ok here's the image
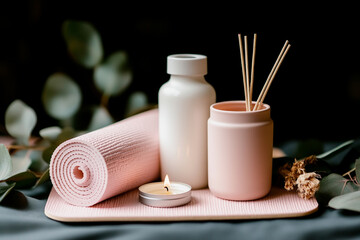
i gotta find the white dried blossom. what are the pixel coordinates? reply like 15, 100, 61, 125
296, 172, 321, 200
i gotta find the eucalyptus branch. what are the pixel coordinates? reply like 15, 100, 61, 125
100, 93, 110, 108
6, 144, 46, 151
343, 168, 356, 177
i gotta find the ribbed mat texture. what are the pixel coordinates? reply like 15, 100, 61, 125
50, 109, 160, 207
45, 187, 318, 222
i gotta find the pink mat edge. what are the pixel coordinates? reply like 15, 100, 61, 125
44, 187, 319, 222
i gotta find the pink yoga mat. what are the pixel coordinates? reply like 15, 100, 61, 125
45, 187, 318, 222
50, 109, 160, 207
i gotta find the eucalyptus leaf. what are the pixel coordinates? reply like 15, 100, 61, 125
42, 73, 82, 121
10, 150, 32, 176
317, 140, 354, 159
94, 51, 132, 96
329, 191, 360, 212
5, 100, 37, 145
33, 169, 50, 189
305, 158, 332, 176
87, 106, 114, 131
39, 126, 62, 142
0, 144, 12, 181
42, 146, 55, 165
317, 140, 356, 174
5, 171, 37, 189
125, 91, 148, 117
42, 127, 76, 164
316, 173, 360, 205
29, 149, 49, 173
0, 182, 16, 203
72, 105, 114, 131
355, 158, 360, 179
62, 20, 103, 68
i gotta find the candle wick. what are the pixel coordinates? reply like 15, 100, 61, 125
164, 186, 169, 192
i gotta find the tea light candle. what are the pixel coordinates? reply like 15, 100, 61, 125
138, 175, 192, 207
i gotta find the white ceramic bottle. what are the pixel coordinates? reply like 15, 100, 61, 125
159, 54, 216, 189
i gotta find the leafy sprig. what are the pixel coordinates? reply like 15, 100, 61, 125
0, 100, 53, 202
0, 20, 150, 203
275, 138, 360, 212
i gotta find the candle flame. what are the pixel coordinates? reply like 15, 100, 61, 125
164, 174, 171, 191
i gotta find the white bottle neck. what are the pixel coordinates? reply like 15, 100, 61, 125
169, 75, 206, 83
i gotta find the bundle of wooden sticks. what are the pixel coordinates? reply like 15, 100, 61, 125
238, 34, 290, 111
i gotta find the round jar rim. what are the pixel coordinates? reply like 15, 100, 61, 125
211, 100, 270, 114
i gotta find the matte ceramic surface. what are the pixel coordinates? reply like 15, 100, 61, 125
208, 101, 273, 200
159, 54, 216, 189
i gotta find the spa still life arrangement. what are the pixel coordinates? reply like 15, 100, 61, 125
1, 22, 360, 219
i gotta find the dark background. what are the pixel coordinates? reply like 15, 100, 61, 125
1, 1, 360, 145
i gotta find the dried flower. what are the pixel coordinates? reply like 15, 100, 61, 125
296, 172, 321, 199
279, 155, 320, 199
279, 159, 306, 191
303, 155, 317, 165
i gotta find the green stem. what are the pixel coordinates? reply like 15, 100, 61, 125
6, 145, 46, 151
343, 167, 356, 177
100, 93, 109, 108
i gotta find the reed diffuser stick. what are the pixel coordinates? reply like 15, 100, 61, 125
238, 34, 249, 111
256, 44, 291, 109
244, 35, 251, 110
253, 40, 289, 111
250, 33, 257, 110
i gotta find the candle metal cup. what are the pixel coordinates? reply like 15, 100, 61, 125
208, 101, 273, 201
138, 182, 192, 208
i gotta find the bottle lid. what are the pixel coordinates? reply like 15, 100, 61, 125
167, 54, 207, 76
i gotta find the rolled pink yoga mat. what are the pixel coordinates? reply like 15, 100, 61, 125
50, 109, 160, 207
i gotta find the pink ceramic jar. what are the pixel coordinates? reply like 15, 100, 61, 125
208, 101, 273, 200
